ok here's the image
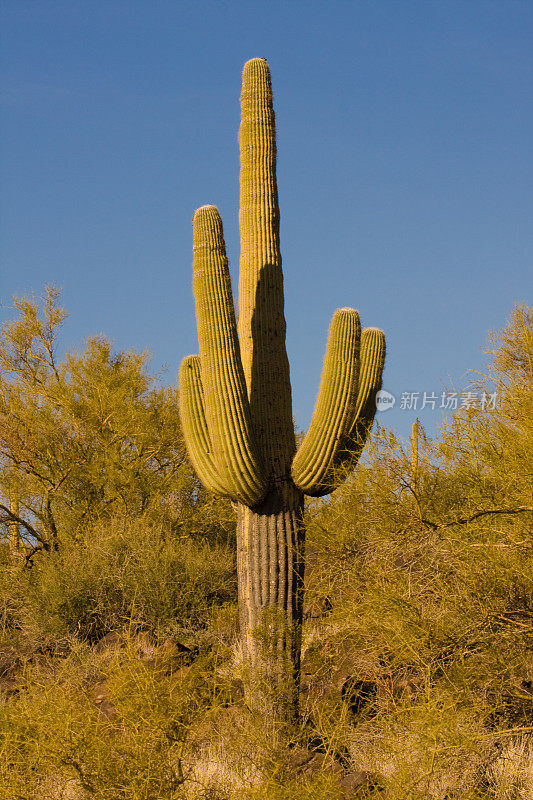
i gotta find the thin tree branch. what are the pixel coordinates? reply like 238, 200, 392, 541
44, 492, 60, 550
395, 506, 532, 535
23, 544, 45, 567
0, 503, 50, 551
440, 506, 532, 528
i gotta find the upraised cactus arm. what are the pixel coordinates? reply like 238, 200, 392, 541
292, 322, 385, 497
179, 355, 228, 496
189, 205, 267, 506
291, 308, 361, 494
350, 325, 387, 446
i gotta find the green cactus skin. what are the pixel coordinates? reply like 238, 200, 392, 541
179, 58, 386, 718
189, 206, 267, 507
292, 324, 386, 496
179, 355, 228, 497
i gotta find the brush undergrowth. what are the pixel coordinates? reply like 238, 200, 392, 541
0, 306, 531, 798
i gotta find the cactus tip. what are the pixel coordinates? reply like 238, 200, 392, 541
193, 204, 219, 221
243, 56, 269, 68
181, 354, 199, 368
242, 57, 271, 82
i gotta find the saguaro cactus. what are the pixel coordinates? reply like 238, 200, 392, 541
180, 58, 385, 718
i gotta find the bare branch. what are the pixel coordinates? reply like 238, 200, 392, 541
0, 502, 50, 550
441, 506, 533, 529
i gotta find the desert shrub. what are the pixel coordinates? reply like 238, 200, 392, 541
15, 516, 236, 645
297, 306, 533, 798
301, 476, 532, 798
0, 639, 223, 800
1, 304, 530, 798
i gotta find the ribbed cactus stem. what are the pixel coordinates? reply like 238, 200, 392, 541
237, 484, 304, 711
238, 58, 295, 480
349, 327, 386, 440
179, 356, 228, 496
292, 322, 385, 496
179, 58, 386, 720
192, 205, 267, 506
291, 308, 361, 494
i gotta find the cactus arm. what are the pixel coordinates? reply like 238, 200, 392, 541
192, 205, 267, 507
291, 308, 361, 494
179, 356, 228, 496
292, 322, 385, 497
238, 58, 295, 479
344, 325, 386, 461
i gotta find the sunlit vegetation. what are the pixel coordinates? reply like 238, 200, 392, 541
1, 292, 531, 798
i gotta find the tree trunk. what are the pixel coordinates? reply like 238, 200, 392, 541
236, 482, 305, 720
9, 492, 20, 552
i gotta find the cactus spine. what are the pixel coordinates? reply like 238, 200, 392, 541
180, 59, 386, 717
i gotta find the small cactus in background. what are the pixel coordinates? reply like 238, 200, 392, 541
180, 58, 386, 718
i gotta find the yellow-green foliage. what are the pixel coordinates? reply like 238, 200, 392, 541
298, 304, 533, 798
3, 518, 236, 646
0, 284, 533, 800
0, 287, 204, 553
0, 300, 531, 794
0, 640, 219, 799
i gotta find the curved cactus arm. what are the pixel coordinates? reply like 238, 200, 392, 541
292, 322, 386, 497
343, 325, 386, 462
291, 308, 361, 495
192, 205, 267, 506
179, 356, 229, 496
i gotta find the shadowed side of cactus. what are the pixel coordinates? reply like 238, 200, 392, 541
179, 58, 386, 719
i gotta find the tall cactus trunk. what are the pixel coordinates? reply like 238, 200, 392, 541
235, 60, 304, 717
179, 58, 386, 724
237, 486, 304, 717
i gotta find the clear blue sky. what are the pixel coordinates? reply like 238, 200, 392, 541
2, 0, 532, 440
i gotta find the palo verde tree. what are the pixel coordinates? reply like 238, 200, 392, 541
0, 287, 195, 556
179, 59, 385, 718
